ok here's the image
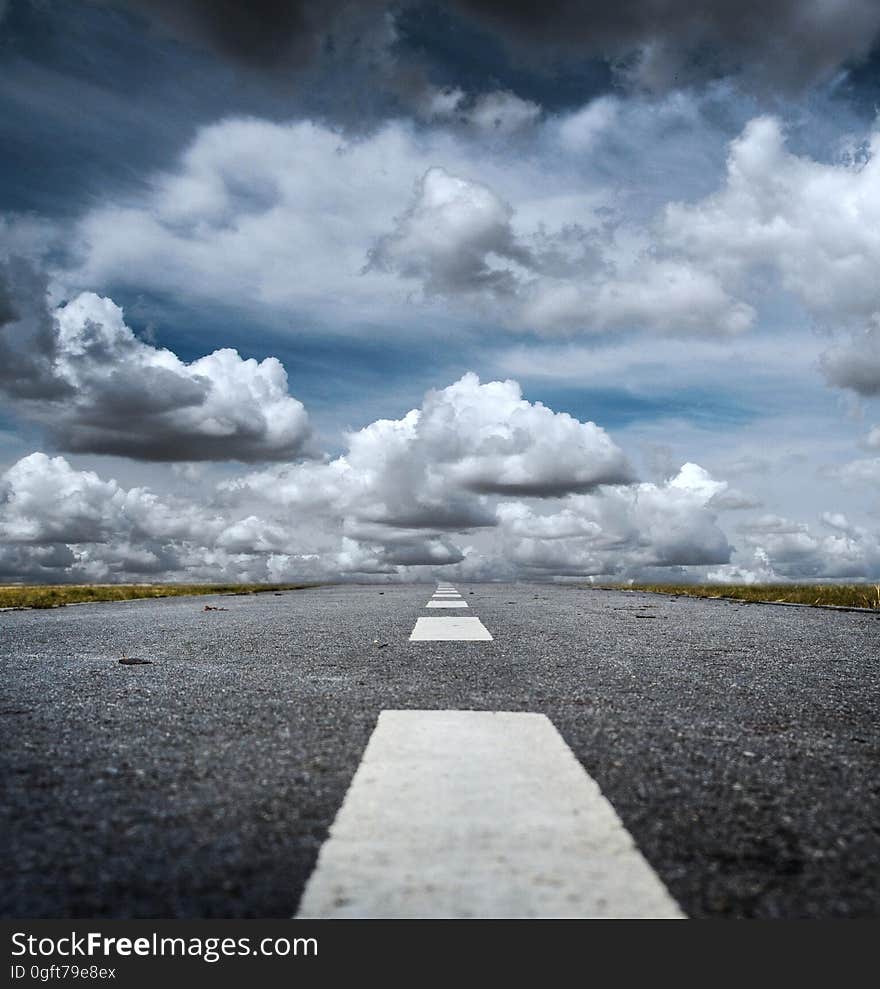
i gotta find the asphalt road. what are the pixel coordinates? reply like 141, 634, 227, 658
1, 582, 878, 918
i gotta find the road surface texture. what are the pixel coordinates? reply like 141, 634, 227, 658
1, 582, 878, 918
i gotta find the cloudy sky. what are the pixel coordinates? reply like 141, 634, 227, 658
1, 0, 880, 584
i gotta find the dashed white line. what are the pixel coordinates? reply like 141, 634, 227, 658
410, 616, 492, 641
426, 599, 469, 608
295, 710, 684, 919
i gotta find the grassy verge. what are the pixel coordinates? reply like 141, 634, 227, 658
0, 583, 317, 610
595, 583, 880, 610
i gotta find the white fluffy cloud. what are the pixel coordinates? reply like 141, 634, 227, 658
662, 116, 880, 401
367, 167, 532, 300
0, 375, 747, 582
724, 512, 880, 580
0, 261, 311, 461
493, 463, 731, 577
371, 164, 753, 335
3, 376, 877, 583
224, 372, 635, 571
46, 99, 880, 358
0, 452, 221, 581
665, 117, 880, 321
59, 109, 755, 338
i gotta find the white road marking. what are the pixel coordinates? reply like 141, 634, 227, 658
409, 617, 492, 641
426, 600, 469, 608
432, 592, 462, 598
295, 710, 684, 919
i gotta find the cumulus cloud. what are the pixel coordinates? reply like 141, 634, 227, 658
75, 107, 880, 344
729, 512, 880, 580
665, 117, 880, 322
370, 164, 753, 335
72, 118, 432, 321
0, 452, 212, 546
367, 166, 532, 300
64, 110, 761, 339
0, 374, 647, 581
225, 372, 635, 570
3, 379, 877, 584
493, 462, 732, 577
658, 115, 880, 390
0, 260, 311, 462
0, 451, 338, 583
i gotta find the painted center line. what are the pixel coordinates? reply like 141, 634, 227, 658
426, 599, 469, 608
295, 710, 684, 919
410, 616, 492, 641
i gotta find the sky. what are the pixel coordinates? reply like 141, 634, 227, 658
1, 0, 880, 585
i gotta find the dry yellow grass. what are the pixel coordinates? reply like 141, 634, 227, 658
596, 583, 880, 610
0, 583, 317, 609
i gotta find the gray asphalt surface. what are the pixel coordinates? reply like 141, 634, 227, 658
2, 582, 878, 919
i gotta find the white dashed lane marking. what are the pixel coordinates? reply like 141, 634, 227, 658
295, 710, 684, 919
426, 599, 469, 608
410, 616, 492, 640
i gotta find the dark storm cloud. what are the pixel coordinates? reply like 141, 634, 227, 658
102, 1, 880, 89
463, 474, 635, 497
363, 502, 497, 531
0, 542, 77, 581
820, 329, 880, 397
449, 0, 880, 88
109, 0, 384, 68
383, 539, 465, 566
0, 259, 72, 400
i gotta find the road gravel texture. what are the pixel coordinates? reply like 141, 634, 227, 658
1, 583, 878, 918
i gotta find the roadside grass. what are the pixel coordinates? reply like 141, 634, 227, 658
596, 583, 880, 610
0, 583, 318, 610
